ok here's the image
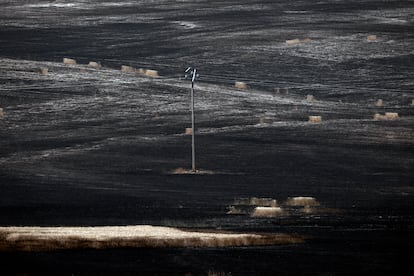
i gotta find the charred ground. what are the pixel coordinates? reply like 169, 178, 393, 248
0, 0, 413, 274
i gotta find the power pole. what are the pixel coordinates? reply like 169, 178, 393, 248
185, 67, 197, 172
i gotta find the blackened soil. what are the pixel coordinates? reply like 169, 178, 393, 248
0, 0, 413, 275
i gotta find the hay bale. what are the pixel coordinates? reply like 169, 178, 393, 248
286, 38, 301, 45
375, 99, 383, 107
88, 61, 101, 68
285, 197, 319, 207
121, 65, 135, 73
235, 81, 247, 90
308, 116, 322, 123
38, 68, 48, 75
374, 113, 383, 120
306, 95, 315, 102
136, 68, 146, 74
259, 115, 265, 125
145, 69, 159, 77
63, 58, 76, 65
0, 108, 4, 118
385, 112, 399, 120
367, 35, 377, 41
251, 207, 283, 218
185, 128, 193, 135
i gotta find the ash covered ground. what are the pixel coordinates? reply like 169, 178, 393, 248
0, 0, 413, 274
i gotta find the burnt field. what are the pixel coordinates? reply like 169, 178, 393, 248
0, 0, 414, 275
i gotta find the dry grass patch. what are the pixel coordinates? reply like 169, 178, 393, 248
0, 226, 304, 251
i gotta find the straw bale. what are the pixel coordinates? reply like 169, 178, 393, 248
63, 58, 76, 65
308, 116, 322, 123
121, 65, 135, 73
251, 207, 283, 218
306, 95, 315, 102
38, 68, 48, 75
375, 99, 383, 107
235, 81, 247, 89
367, 35, 377, 41
0, 108, 4, 118
145, 69, 159, 77
385, 112, 399, 120
286, 38, 301, 45
185, 128, 193, 135
374, 113, 383, 120
285, 197, 320, 207
88, 61, 101, 68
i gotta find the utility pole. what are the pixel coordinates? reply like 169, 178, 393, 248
185, 67, 197, 172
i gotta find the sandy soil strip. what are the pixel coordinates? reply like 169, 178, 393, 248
0, 225, 304, 251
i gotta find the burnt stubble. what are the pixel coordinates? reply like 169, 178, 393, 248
0, 0, 413, 275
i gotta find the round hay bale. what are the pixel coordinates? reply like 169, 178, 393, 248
308, 116, 322, 123
38, 68, 48, 75
145, 69, 159, 77
185, 128, 193, 135
306, 95, 315, 102
121, 65, 135, 73
367, 35, 377, 41
285, 197, 319, 207
375, 99, 383, 107
251, 207, 283, 218
286, 38, 301, 45
88, 61, 101, 68
235, 81, 247, 90
385, 112, 399, 120
63, 58, 76, 65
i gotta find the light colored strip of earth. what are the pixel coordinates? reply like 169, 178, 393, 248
0, 225, 304, 251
